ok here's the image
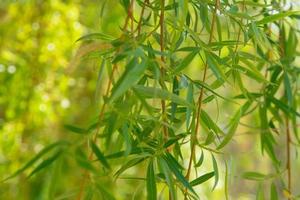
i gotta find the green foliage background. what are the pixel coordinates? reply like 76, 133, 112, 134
0, 0, 300, 200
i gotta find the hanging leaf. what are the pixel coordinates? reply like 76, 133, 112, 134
217, 108, 241, 149
190, 172, 215, 186
91, 142, 111, 169
146, 160, 157, 200
109, 56, 147, 103
256, 11, 300, 25
133, 85, 193, 108
2, 141, 68, 182
211, 154, 219, 190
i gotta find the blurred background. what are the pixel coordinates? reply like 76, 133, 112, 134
0, 1, 299, 200
0, 0, 123, 199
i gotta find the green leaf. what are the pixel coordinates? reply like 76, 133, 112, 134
146, 160, 157, 200
162, 154, 197, 197
171, 76, 179, 121
211, 154, 219, 190
256, 11, 300, 25
242, 172, 266, 181
158, 157, 176, 200
109, 56, 147, 103
233, 64, 266, 83
64, 124, 87, 134
217, 108, 241, 149
200, 110, 224, 137
174, 50, 198, 73
270, 182, 278, 200
186, 82, 194, 130
205, 52, 226, 81
267, 96, 300, 117
28, 151, 62, 178
195, 149, 204, 167
184, 26, 210, 51
114, 156, 147, 178
2, 141, 68, 182
190, 171, 215, 186
76, 32, 115, 42
91, 142, 110, 169
133, 85, 193, 108
284, 73, 293, 106
259, 104, 279, 164
163, 133, 187, 149
192, 80, 232, 102
120, 123, 132, 156
256, 184, 265, 200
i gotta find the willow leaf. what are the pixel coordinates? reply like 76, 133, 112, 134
211, 154, 219, 190
2, 141, 68, 182
256, 11, 300, 25
28, 151, 62, 178
147, 160, 157, 200
162, 155, 197, 197
190, 172, 215, 186
133, 85, 193, 108
109, 57, 147, 103
217, 108, 241, 149
91, 142, 110, 169
174, 50, 198, 73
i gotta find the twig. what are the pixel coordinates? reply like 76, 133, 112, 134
184, 0, 220, 198
75, 1, 135, 199
159, 0, 168, 141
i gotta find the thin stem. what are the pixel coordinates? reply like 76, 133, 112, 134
159, 0, 168, 140
76, 64, 118, 200
137, 0, 149, 36
75, 1, 134, 199
123, 0, 135, 32
233, 0, 245, 55
278, 17, 292, 199
184, 0, 219, 198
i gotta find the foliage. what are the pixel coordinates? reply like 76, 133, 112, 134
1, 0, 300, 199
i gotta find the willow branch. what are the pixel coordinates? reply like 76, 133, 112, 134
184, 0, 220, 198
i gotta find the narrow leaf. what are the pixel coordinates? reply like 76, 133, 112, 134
109, 56, 147, 103
190, 172, 215, 186
217, 108, 241, 149
147, 160, 157, 200
91, 142, 110, 169
256, 11, 300, 25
